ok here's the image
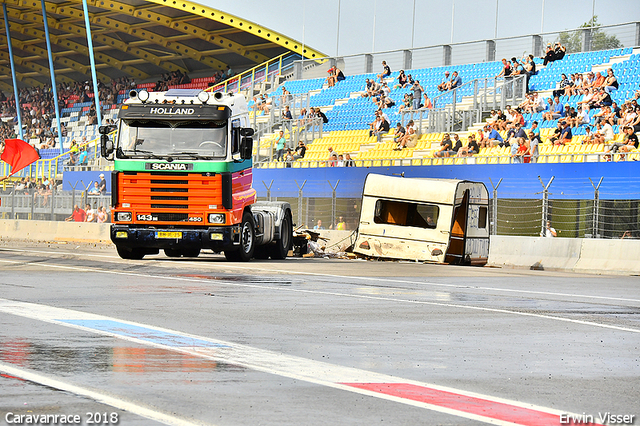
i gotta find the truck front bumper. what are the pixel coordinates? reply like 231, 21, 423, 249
110, 225, 242, 251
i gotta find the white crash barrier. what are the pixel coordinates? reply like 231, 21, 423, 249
489, 235, 640, 275
0, 219, 111, 243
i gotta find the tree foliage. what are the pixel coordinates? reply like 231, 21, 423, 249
555, 16, 622, 54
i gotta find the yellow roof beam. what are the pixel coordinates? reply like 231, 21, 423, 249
0, 50, 76, 84
89, 0, 270, 64
4, 2, 187, 75
92, 15, 228, 71
0, 63, 42, 87
7, 18, 148, 80
0, 34, 111, 81
144, 0, 325, 60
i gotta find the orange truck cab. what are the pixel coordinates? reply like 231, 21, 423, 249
100, 89, 292, 261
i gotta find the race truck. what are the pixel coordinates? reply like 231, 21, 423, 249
99, 88, 292, 261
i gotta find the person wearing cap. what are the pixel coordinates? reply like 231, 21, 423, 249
437, 71, 451, 92
98, 173, 107, 194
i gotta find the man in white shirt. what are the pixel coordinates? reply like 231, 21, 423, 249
541, 220, 557, 237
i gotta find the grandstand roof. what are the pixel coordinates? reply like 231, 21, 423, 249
0, 0, 324, 91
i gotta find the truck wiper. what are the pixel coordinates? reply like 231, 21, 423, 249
129, 149, 165, 160
171, 151, 200, 158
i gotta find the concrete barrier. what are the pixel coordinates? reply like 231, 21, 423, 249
0, 219, 111, 244
574, 238, 640, 275
489, 235, 582, 271
489, 235, 640, 275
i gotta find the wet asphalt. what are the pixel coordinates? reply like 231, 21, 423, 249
0, 242, 639, 426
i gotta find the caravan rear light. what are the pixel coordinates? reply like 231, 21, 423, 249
431, 248, 443, 256
359, 241, 370, 250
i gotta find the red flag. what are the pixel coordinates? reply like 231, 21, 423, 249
1, 139, 40, 176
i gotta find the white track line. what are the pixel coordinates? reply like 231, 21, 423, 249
0, 362, 211, 426
0, 298, 583, 426
2, 247, 639, 305
0, 257, 639, 334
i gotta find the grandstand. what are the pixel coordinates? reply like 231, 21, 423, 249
249, 46, 639, 169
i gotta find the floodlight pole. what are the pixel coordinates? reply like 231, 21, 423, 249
41, 0, 64, 154
82, 0, 102, 128
2, 4, 23, 140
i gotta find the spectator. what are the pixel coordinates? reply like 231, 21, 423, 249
373, 114, 390, 142
65, 204, 86, 222
396, 120, 417, 149
434, 133, 453, 157
85, 203, 97, 222
327, 146, 336, 161
377, 61, 391, 82
446, 71, 462, 91
344, 153, 355, 167
510, 137, 522, 163
337, 154, 345, 167
293, 141, 306, 160
315, 107, 329, 124
541, 220, 557, 237
398, 93, 413, 113
542, 96, 565, 121
423, 93, 433, 109
485, 124, 504, 147
328, 152, 338, 167
97, 206, 108, 223
284, 148, 294, 168
313, 220, 324, 230
553, 74, 572, 98
88, 182, 100, 195
437, 71, 451, 92
274, 130, 286, 161
496, 59, 511, 79
542, 44, 555, 65
528, 130, 541, 163
554, 42, 567, 61
457, 134, 479, 157
558, 121, 573, 145
411, 80, 423, 110
336, 216, 346, 230
603, 68, 619, 95
98, 173, 107, 194
394, 70, 409, 89
78, 146, 88, 166
282, 105, 293, 131
517, 137, 531, 163
392, 123, 406, 148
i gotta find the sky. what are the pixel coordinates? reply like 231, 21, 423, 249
202, 0, 640, 58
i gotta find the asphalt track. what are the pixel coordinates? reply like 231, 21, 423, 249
0, 241, 639, 426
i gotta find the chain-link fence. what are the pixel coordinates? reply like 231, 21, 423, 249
2, 175, 638, 239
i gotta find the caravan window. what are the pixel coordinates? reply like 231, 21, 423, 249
374, 199, 439, 229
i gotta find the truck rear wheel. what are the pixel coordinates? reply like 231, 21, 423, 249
164, 248, 181, 258
224, 212, 255, 262
117, 246, 146, 260
270, 210, 292, 260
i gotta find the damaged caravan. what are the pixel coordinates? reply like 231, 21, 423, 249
353, 174, 490, 265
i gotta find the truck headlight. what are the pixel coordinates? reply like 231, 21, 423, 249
208, 213, 225, 224
116, 212, 132, 222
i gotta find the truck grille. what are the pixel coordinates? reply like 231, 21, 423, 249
118, 172, 223, 223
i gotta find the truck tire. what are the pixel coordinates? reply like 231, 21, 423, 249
117, 246, 145, 260
182, 249, 201, 258
269, 210, 292, 260
224, 212, 255, 262
164, 248, 181, 258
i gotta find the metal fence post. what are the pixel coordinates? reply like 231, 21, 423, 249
295, 179, 306, 226
589, 177, 603, 238
489, 178, 502, 235
328, 180, 340, 228
10, 190, 15, 219
262, 180, 274, 201
538, 176, 555, 235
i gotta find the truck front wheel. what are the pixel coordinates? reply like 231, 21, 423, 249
224, 212, 255, 262
117, 246, 146, 260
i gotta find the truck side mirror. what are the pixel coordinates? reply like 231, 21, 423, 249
100, 134, 114, 159
240, 127, 255, 137
240, 137, 253, 160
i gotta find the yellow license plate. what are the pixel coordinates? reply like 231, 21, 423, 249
156, 231, 182, 239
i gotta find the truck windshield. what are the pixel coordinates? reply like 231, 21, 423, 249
117, 119, 227, 158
